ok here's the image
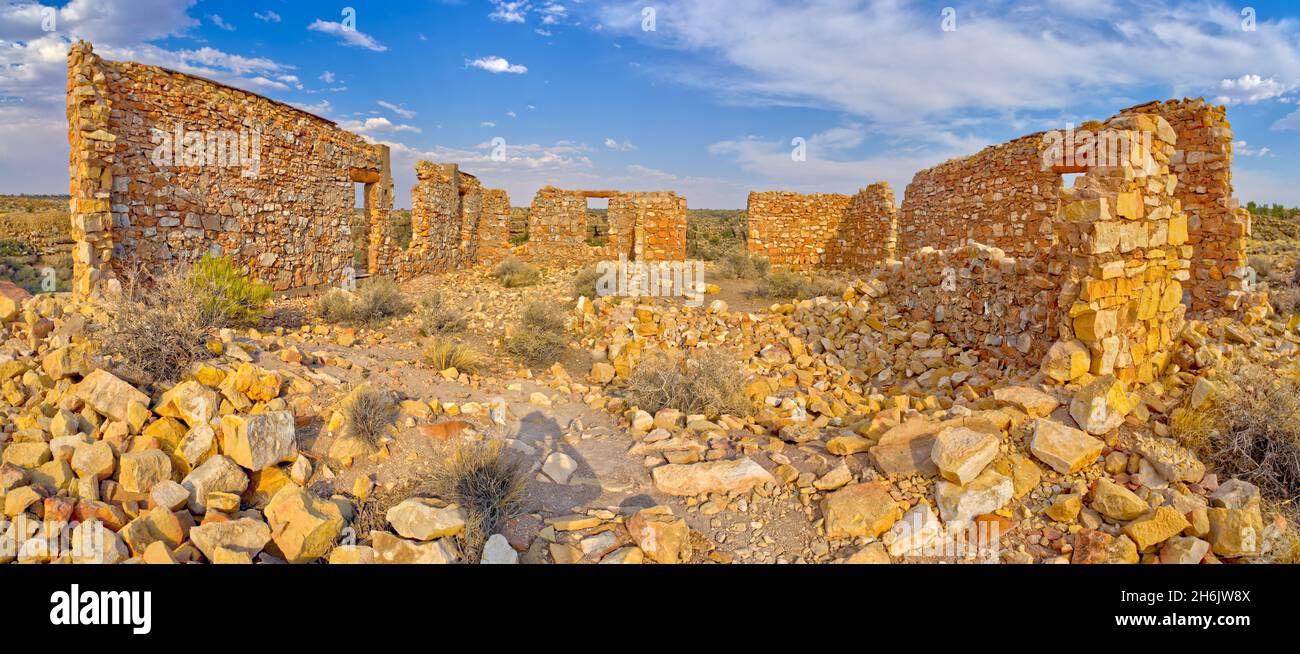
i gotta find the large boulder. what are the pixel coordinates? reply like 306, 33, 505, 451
73, 369, 150, 423
931, 426, 1000, 485
822, 482, 902, 539
651, 458, 774, 496
1069, 375, 1131, 435
189, 517, 272, 562
117, 449, 172, 494
385, 498, 466, 541
181, 455, 249, 514
264, 486, 345, 563
220, 411, 298, 471
1029, 419, 1104, 474
935, 468, 1014, 528
1089, 478, 1149, 521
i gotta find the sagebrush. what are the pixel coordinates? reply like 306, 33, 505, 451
188, 253, 272, 326
493, 257, 540, 288
421, 440, 528, 562
344, 384, 394, 447
626, 348, 751, 416
94, 264, 219, 385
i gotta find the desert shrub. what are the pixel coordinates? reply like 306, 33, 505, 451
314, 279, 411, 325
493, 257, 540, 288
1248, 254, 1275, 277
626, 348, 751, 417
1270, 285, 1300, 316
422, 439, 528, 562
315, 288, 355, 324
1171, 367, 1300, 520
719, 246, 770, 280
508, 234, 529, 246
747, 268, 843, 300
417, 292, 467, 336
344, 385, 394, 447
573, 266, 603, 300
422, 338, 480, 373
0, 239, 36, 257
188, 253, 272, 326
94, 265, 219, 385
503, 300, 568, 367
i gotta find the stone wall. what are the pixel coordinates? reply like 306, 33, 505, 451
477, 188, 513, 266
67, 41, 387, 296
1124, 99, 1251, 312
608, 192, 688, 262
898, 134, 1060, 258
747, 184, 897, 271
526, 187, 686, 263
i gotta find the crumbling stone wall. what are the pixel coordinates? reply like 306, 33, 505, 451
67, 41, 387, 295
1124, 99, 1251, 312
898, 134, 1060, 258
526, 188, 686, 263
386, 163, 512, 277
476, 189, 513, 266
747, 184, 897, 271
608, 192, 688, 261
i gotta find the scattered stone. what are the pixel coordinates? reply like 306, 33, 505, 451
1029, 418, 1104, 474
1090, 478, 1150, 522
221, 411, 298, 471
822, 482, 902, 539
264, 485, 345, 563
931, 425, 1000, 485
934, 468, 1013, 528
481, 534, 519, 564
1069, 375, 1131, 435
386, 499, 466, 541
651, 458, 775, 496
1123, 506, 1191, 550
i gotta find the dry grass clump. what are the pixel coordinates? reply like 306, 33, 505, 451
94, 264, 220, 385
1171, 366, 1300, 520
422, 338, 480, 373
314, 279, 412, 325
573, 266, 604, 300
719, 246, 770, 280
503, 300, 569, 367
746, 267, 843, 300
344, 384, 395, 448
493, 257, 540, 288
416, 292, 467, 336
626, 348, 751, 417
423, 440, 528, 561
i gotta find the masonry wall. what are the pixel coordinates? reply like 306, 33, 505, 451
608, 192, 688, 261
526, 188, 686, 263
747, 184, 897, 271
898, 134, 1060, 259
1124, 99, 1251, 312
67, 41, 386, 295
476, 189, 513, 266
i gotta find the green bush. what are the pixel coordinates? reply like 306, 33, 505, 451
314, 279, 412, 326
747, 267, 842, 300
188, 254, 273, 326
719, 246, 770, 280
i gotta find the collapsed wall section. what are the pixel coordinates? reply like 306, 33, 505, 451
67, 41, 386, 295
898, 134, 1060, 258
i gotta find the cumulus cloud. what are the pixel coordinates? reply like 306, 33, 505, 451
337, 117, 422, 135
1234, 140, 1270, 156
603, 137, 636, 151
488, 1, 530, 23
1271, 108, 1300, 131
467, 56, 528, 74
254, 11, 281, 23
1216, 75, 1291, 105
208, 14, 234, 31
307, 19, 388, 52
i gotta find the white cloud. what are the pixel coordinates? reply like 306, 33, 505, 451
594, 0, 1300, 124
378, 101, 416, 119
291, 100, 333, 116
337, 117, 422, 135
1215, 75, 1291, 105
307, 19, 388, 52
489, 1, 530, 23
1235, 141, 1271, 157
506, 111, 517, 118
604, 137, 636, 151
481, 121, 497, 127
208, 14, 234, 31
1270, 108, 1300, 131
467, 56, 528, 74
254, 11, 281, 23
319, 71, 336, 83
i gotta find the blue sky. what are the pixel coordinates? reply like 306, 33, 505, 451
2, 0, 1299, 208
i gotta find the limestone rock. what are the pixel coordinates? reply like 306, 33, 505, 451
1089, 478, 1149, 521
542, 451, 578, 484
1046, 493, 1083, 523
627, 506, 693, 564
1071, 529, 1138, 564
264, 485, 345, 563
73, 369, 150, 423
1123, 506, 1191, 550
1068, 375, 1131, 435
931, 425, 1000, 485
1135, 436, 1205, 483
371, 531, 458, 564
885, 503, 942, 556
155, 381, 219, 429
822, 481, 902, 539
934, 468, 1013, 528
481, 534, 519, 564
1159, 536, 1210, 564
220, 411, 298, 471
1029, 418, 1104, 474
181, 455, 249, 514
992, 385, 1059, 417
385, 498, 466, 541
189, 517, 272, 562
1206, 507, 1263, 558
71, 441, 115, 480
651, 458, 774, 496
118, 449, 172, 494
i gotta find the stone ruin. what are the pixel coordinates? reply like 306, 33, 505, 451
65, 41, 1263, 387
746, 183, 897, 271
523, 187, 688, 262
65, 42, 685, 299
